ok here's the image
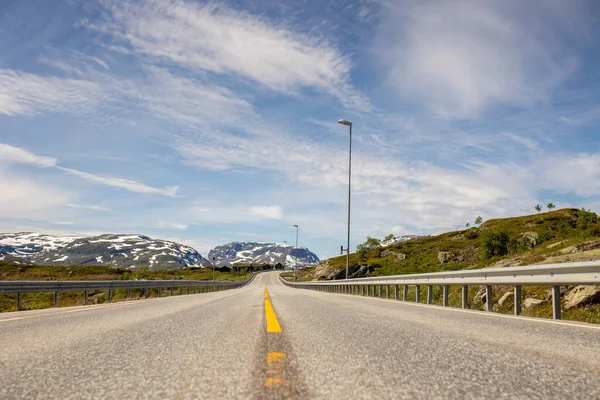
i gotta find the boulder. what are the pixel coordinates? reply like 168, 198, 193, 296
381, 250, 406, 261
524, 298, 547, 309
564, 286, 600, 310
498, 291, 514, 307
473, 286, 487, 304
438, 251, 455, 264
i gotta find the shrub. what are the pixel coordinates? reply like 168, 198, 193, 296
481, 230, 510, 259
588, 223, 600, 237
464, 229, 479, 240
576, 210, 598, 230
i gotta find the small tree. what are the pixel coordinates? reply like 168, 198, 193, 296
383, 233, 395, 244
547, 203, 555, 211
465, 222, 470, 228
356, 236, 381, 251
535, 204, 542, 214
481, 230, 510, 259
474, 216, 483, 226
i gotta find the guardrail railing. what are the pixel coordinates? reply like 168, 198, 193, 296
1, 274, 256, 311
281, 261, 600, 320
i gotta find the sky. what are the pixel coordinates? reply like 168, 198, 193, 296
1, 0, 600, 260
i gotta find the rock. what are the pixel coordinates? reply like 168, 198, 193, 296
438, 251, 455, 264
498, 291, 514, 306
474, 286, 487, 304
524, 298, 547, 309
381, 250, 406, 261
564, 286, 600, 310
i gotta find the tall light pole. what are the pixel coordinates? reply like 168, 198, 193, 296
338, 118, 352, 280
293, 224, 299, 280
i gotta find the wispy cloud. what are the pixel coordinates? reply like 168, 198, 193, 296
0, 143, 57, 167
57, 167, 179, 197
88, 0, 368, 109
66, 204, 110, 212
376, 0, 589, 117
155, 221, 188, 231
0, 69, 104, 117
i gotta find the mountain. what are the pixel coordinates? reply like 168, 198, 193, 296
0, 233, 209, 270
381, 234, 430, 247
207, 242, 320, 268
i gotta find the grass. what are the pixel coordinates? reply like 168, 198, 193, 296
0, 263, 252, 312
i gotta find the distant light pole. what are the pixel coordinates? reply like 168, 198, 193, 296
293, 224, 299, 280
212, 256, 215, 281
338, 118, 352, 280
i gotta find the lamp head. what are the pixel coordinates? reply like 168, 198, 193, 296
338, 119, 352, 126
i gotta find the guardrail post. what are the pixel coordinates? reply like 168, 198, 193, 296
180, 287, 183, 295
84, 290, 88, 305
17, 292, 22, 311
395, 285, 399, 300
54, 291, 59, 307
170, 287, 174, 296
158, 287, 162, 297
144, 287, 148, 299
485, 285, 493, 312
378, 285, 382, 298
514, 285, 522, 315
386, 286, 390, 299
462, 285, 468, 309
552, 285, 562, 320
108, 289, 113, 302
427, 285, 433, 304
443, 285, 449, 307
403, 285, 408, 301
415, 285, 421, 303
127, 288, 132, 298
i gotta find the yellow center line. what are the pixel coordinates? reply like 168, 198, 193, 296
264, 285, 282, 333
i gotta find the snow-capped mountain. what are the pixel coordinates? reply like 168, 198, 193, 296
207, 242, 320, 268
0, 233, 209, 270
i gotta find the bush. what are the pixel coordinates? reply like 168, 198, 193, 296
481, 230, 510, 259
537, 231, 555, 245
576, 210, 598, 230
588, 223, 600, 237
464, 229, 479, 240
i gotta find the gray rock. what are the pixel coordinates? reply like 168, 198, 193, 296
524, 298, 547, 309
438, 251, 455, 264
498, 291, 514, 306
521, 232, 539, 249
564, 286, 600, 310
381, 249, 406, 261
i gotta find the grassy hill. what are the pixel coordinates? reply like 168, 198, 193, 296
304, 208, 600, 324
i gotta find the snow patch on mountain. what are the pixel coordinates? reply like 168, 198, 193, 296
208, 242, 319, 268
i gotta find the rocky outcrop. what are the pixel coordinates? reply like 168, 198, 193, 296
520, 232, 538, 249
438, 251, 455, 264
381, 249, 406, 261
564, 286, 600, 310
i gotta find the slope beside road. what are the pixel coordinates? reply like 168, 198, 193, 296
1, 271, 600, 399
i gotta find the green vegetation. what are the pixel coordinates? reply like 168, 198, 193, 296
0, 263, 251, 312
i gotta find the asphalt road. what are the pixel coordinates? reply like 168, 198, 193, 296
1, 271, 600, 399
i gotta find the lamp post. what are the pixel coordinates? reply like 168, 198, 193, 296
293, 224, 299, 280
212, 256, 215, 282
338, 118, 352, 280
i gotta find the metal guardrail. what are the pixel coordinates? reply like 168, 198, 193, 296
281, 261, 600, 320
1, 273, 258, 311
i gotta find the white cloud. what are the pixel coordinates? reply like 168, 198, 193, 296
0, 68, 104, 116
57, 167, 179, 197
155, 221, 189, 231
91, 0, 367, 109
52, 221, 75, 226
0, 143, 57, 167
540, 153, 600, 197
377, 0, 587, 117
249, 206, 283, 220
66, 204, 110, 212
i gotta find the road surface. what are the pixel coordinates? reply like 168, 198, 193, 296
1, 271, 600, 399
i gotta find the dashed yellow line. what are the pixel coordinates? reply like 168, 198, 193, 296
264, 285, 282, 333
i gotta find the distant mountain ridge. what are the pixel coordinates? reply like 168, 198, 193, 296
0, 233, 209, 270
208, 242, 320, 268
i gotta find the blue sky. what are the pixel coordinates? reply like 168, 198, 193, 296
1, 0, 600, 259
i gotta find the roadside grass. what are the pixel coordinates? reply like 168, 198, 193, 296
0, 263, 252, 313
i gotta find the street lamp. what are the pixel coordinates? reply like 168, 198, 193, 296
212, 256, 216, 282
293, 224, 299, 280
338, 118, 352, 280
